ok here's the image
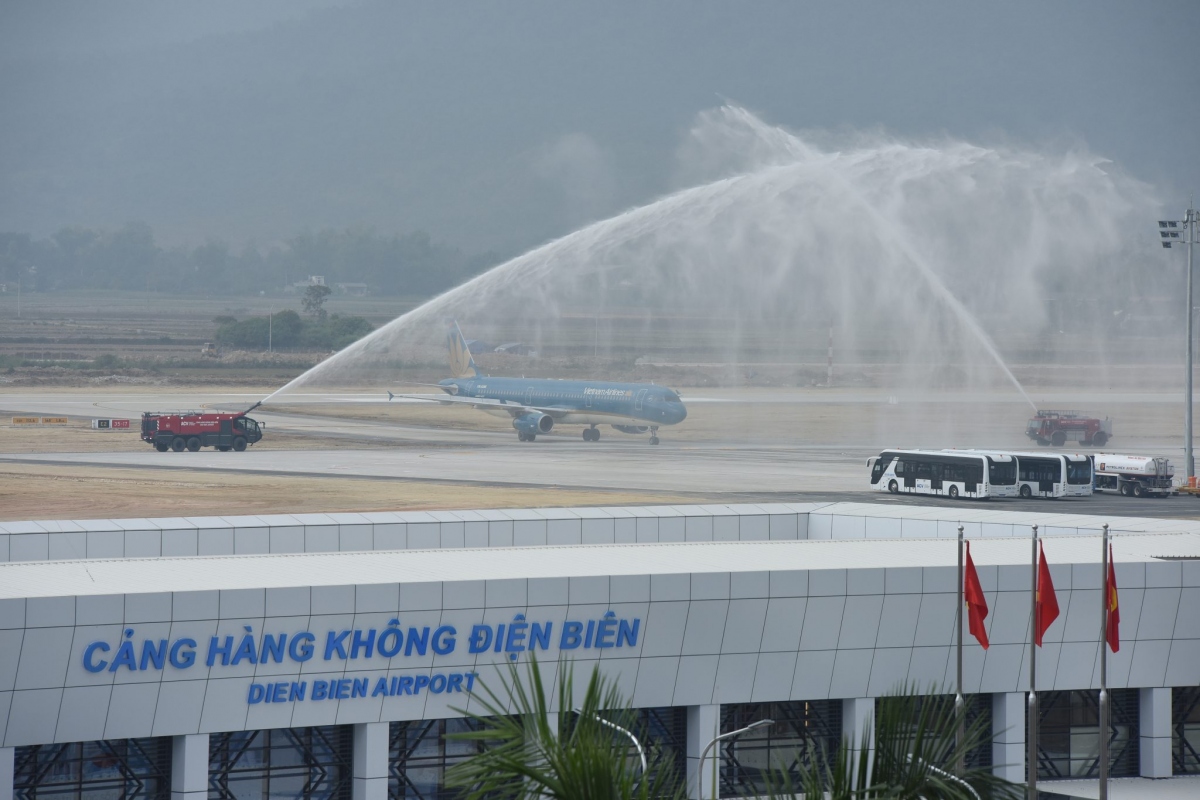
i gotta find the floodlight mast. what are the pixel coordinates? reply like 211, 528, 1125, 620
1160, 201, 1197, 479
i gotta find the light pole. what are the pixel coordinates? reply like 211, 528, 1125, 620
1160, 200, 1198, 479
697, 718, 773, 800
907, 754, 981, 800
576, 709, 647, 775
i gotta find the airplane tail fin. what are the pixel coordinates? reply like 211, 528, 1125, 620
447, 321, 479, 378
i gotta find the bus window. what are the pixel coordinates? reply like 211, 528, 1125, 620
1066, 459, 1092, 485
1020, 458, 1060, 483
871, 457, 890, 484
988, 458, 1016, 485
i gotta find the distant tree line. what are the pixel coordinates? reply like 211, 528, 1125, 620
214, 309, 374, 351
0, 223, 498, 296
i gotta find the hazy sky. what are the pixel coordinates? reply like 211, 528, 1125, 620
2, 1, 1197, 255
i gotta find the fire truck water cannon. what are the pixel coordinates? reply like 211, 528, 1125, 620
140, 409, 265, 453
1025, 410, 1112, 448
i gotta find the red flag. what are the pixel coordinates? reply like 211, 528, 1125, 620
1035, 541, 1060, 646
964, 541, 990, 649
1106, 543, 1120, 653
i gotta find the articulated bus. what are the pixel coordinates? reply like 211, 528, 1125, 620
952, 450, 1093, 498
1014, 452, 1092, 498
868, 449, 1018, 499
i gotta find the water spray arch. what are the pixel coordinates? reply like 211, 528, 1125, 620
266, 106, 1158, 404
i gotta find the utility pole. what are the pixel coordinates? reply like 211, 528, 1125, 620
1160, 200, 1197, 479
827, 324, 834, 386
1099, 524, 1110, 800
955, 525, 965, 777
1027, 524, 1039, 800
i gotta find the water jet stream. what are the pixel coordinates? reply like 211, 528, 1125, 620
264, 107, 1156, 409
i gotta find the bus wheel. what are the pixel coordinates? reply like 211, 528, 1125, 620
155, 440, 170, 452
1093, 432, 1108, 447
1020, 485, 1032, 498
948, 485, 959, 498
888, 479, 898, 494
233, 437, 247, 452
186, 437, 201, 452
171, 437, 186, 452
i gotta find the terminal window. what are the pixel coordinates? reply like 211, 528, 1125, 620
1033, 689, 1139, 779
388, 718, 487, 800
209, 727, 351, 800
14, 738, 171, 800
628, 707, 687, 789
1175, 687, 1200, 775
719, 700, 842, 798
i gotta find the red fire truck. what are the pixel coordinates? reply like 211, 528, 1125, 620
1025, 410, 1111, 448
141, 404, 264, 452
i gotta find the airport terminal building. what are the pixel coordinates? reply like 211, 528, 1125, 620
1, 502, 1198, 799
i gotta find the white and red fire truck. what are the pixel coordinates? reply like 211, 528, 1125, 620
141, 404, 264, 452
1025, 410, 1112, 448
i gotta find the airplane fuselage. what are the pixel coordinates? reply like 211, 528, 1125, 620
438, 376, 687, 428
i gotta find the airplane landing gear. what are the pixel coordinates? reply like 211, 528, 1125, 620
583, 427, 600, 442
518, 432, 536, 442
649, 427, 660, 445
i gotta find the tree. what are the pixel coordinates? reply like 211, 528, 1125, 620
301, 284, 332, 319
446, 659, 687, 800
765, 684, 1021, 800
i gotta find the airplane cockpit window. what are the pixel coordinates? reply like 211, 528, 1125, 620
663, 391, 681, 402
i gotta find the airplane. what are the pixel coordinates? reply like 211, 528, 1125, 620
388, 322, 687, 444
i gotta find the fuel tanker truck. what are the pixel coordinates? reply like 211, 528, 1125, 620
1092, 453, 1174, 497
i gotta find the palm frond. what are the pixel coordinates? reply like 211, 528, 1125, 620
764, 683, 1023, 800
446, 657, 688, 800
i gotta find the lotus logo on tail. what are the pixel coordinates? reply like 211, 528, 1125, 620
447, 322, 479, 378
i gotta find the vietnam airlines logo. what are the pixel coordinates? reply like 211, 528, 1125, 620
448, 331, 473, 377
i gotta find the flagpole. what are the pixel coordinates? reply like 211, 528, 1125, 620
956, 524, 965, 776
1028, 524, 1038, 800
1099, 524, 1109, 800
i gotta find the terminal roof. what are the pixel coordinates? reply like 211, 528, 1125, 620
1, 533, 1197, 600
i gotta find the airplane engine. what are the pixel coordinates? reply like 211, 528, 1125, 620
513, 413, 554, 435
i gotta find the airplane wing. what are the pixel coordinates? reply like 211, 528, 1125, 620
388, 392, 571, 420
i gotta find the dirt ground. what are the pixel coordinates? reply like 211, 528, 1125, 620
0, 461, 693, 521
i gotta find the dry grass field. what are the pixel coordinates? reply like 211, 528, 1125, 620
0, 461, 691, 521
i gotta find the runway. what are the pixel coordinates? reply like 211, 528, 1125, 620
3, 388, 1200, 519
